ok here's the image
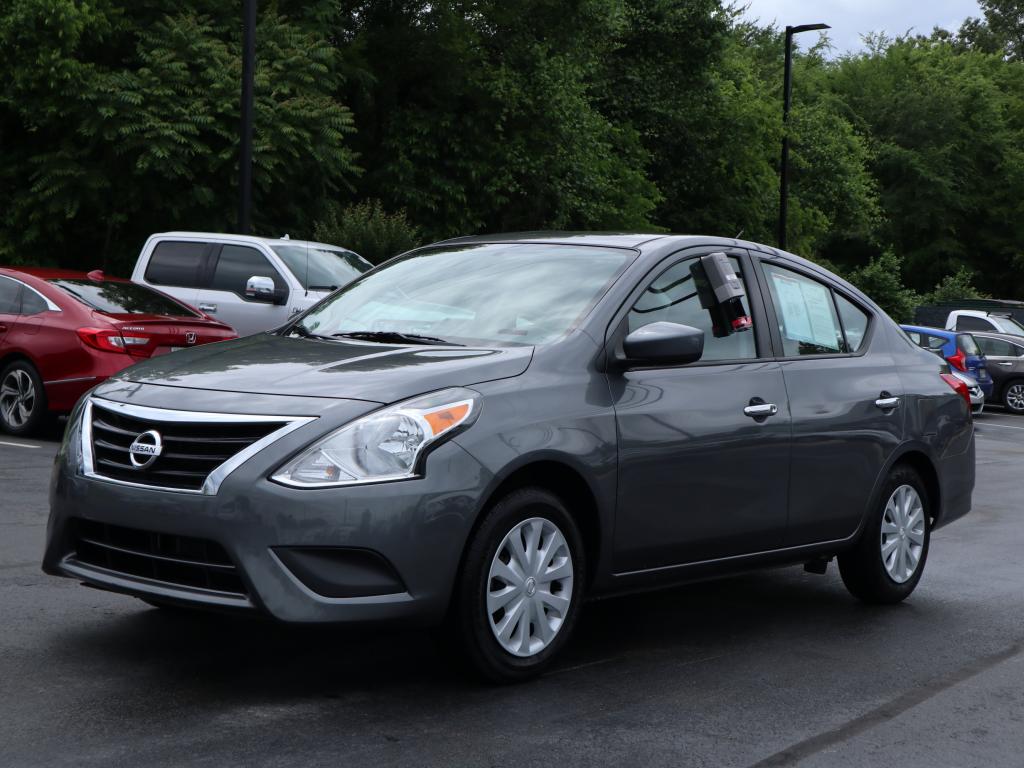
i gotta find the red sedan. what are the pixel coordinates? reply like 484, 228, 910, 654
0, 267, 237, 435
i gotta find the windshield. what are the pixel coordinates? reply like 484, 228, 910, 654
290, 243, 634, 346
995, 314, 1024, 335
272, 244, 372, 291
48, 279, 199, 317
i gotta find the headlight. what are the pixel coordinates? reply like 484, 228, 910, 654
271, 388, 480, 488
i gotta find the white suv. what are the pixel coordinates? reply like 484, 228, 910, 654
131, 232, 372, 336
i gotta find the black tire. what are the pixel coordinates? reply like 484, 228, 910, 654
839, 464, 931, 604
454, 487, 586, 683
0, 360, 47, 436
1002, 380, 1024, 414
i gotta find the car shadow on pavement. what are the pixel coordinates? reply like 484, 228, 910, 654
48, 567, 886, 698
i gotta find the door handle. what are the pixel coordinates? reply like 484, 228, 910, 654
875, 395, 900, 410
744, 402, 778, 418
0, 325, 6, 333
997, 361, 1013, 367
198, 304, 217, 313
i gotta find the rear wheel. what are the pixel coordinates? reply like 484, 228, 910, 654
0, 361, 47, 436
454, 487, 585, 683
1003, 381, 1024, 413
839, 465, 930, 604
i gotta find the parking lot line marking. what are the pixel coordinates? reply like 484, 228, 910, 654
0, 440, 40, 449
978, 423, 1024, 431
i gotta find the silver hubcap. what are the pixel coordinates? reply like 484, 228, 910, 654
0, 370, 36, 428
880, 485, 925, 584
1007, 384, 1024, 411
487, 517, 574, 658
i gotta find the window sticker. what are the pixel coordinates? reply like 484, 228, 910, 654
771, 272, 839, 350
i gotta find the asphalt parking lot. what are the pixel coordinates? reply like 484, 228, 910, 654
2, 412, 1024, 767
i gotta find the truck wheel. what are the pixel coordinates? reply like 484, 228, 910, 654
839, 465, 931, 604
0, 360, 47, 436
454, 487, 585, 683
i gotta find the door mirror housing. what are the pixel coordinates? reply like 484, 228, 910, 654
623, 322, 704, 366
245, 276, 287, 305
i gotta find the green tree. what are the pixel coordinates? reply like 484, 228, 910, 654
0, 0, 358, 274
845, 250, 922, 322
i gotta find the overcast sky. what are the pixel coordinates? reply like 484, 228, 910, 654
739, 0, 984, 54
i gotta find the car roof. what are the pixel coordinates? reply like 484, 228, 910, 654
151, 231, 348, 252
965, 330, 1024, 344
0, 266, 131, 282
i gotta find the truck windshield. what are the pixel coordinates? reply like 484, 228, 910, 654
48, 279, 199, 317
288, 243, 633, 346
272, 245, 372, 291
995, 314, 1024, 335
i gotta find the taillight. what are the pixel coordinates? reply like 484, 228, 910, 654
940, 373, 972, 409
947, 349, 967, 371
77, 327, 150, 354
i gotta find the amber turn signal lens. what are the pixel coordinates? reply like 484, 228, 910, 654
423, 403, 471, 436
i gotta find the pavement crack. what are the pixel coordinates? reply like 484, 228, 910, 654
746, 640, 1024, 768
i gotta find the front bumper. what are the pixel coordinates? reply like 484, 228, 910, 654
43, 397, 491, 625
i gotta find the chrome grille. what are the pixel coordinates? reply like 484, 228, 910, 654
83, 398, 311, 494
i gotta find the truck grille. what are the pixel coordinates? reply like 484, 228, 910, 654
71, 519, 247, 596
88, 401, 288, 492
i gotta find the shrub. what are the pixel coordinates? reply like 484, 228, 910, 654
313, 200, 422, 265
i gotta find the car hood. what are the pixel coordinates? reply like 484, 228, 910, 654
113, 333, 534, 404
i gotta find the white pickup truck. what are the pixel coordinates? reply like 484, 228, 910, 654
131, 232, 372, 336
945, 309, 1024, 337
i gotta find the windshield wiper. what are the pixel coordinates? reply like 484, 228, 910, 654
307, 284, 338, 291
331, 331, 462, 347
285, 323, 333, 341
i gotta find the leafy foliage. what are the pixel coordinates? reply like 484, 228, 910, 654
2, 0, 1023, 313
313, 201, 421, 265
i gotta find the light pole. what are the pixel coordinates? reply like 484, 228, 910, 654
238, 0, 257, 235
778, 22, 829, 251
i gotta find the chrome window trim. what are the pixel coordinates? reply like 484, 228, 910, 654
81, 397, 316, 496
0, 276, 61, 312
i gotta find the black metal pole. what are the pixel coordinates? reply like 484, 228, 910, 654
777, 26, 794, 251
238, 0, 256, 235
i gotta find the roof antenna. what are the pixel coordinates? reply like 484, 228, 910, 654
735, 229, 744, 239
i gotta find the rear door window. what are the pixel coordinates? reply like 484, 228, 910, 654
210, 245, 283, 300
0, 276, 22, 314
145, 241, 208, 288
762, 264, 845, 356
975, 337, 1022, 357
955, 315, 995, 332
20, 289, 49, 315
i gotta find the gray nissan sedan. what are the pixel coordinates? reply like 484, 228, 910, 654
43, 233, 975, 681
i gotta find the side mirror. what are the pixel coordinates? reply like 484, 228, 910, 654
245, 276, 287, 305
623, 322, 704, 366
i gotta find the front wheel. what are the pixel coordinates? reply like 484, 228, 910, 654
1003, 381, 1024, 414
454, 487, 585, 683
839, 465, 931, 604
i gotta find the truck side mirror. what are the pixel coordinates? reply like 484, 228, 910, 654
623, 322, 704, 366
245, 276, 287, 305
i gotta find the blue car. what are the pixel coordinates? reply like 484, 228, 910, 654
901, 325, 993, 397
